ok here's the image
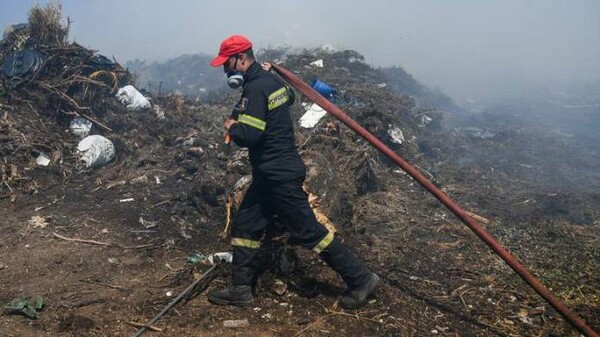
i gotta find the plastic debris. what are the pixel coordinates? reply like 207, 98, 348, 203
420, 115, 433, 126
299, 103, 327, 128
35, 152, 50, 166
76, 135, 115, 168
89, 70, 118, 92
311, 79, 336, 100
186, 251, 232, 265
186, 252, 207, 265
1, 50, 45, 80
4, 295, 44, 319
115, 85, 151, 111
309, 59, 323, 67
69, 117, 92, 138
207, 252, 233, 265
388, 126, 405, 144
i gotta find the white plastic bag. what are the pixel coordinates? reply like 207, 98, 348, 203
77, 135, 115, 168
115, 85, 151, 110
207, 252, 233, 265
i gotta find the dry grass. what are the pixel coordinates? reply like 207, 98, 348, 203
28, 2, 69, 47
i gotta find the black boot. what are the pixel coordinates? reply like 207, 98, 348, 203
319, 237, 379, 309
207, 285, 254, 306
339, 272, 380, 309
208, 245, 258, 306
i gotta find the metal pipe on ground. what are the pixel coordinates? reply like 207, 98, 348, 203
133, 263, 219, 337
271, 63, 598, 337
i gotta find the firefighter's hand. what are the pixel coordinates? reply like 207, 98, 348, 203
224, 117, 237, 131
261, 62, 273, 71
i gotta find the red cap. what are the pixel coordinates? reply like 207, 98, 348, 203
210, 35, 253, 67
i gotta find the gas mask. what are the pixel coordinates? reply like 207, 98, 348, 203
226, 71, 244, 89
225, 55, 244, 89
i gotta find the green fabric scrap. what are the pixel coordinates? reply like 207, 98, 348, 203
4, 295, 44, 319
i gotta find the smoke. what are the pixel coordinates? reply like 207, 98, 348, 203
1, 0, 599, 102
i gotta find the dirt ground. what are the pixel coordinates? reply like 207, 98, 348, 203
1, 47, 599, 336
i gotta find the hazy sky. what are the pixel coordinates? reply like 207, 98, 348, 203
1, 0, 599, 102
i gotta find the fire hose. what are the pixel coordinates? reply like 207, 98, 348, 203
271, 63, 598, 337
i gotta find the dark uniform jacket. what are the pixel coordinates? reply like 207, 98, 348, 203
229, 62, 305, 183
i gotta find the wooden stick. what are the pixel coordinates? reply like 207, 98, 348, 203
220, 196, 232, 239
53, 233, 155, 250
53, 232, 111, 246
293, 313, 334, 337
126, 321, 162, 332
121, 243, 156, 250
79, 279, 126, 290
464, 211, 490, 225
81, 113, 113, 132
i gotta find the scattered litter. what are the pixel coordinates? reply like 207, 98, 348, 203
119, 198, 134, 203
139, 216, 158, 229
517, 309, 534, 325
376, 83, 387, 88
130, 175, 148, 184
115, 85, 151, 111
388, 126, 405, 144
28, 215, 49, 229
223, 319, 249, 328
186, 252, 207, 265
165, 291, 173, 297
420, 115, 433, 126
152, 104, 165, 119
69, 117, 93, 138
309, 59, 323, 67
35, 152, 50, 166
187, 147, 205, 157
207, 252, 233, 265
299, 103, 327, 128
77, 135, 115, 168
311, 79, 336, 100
4, 296, 44, 319
272, 278, 287, 295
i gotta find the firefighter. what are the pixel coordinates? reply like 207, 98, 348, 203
207, 35, 379, 309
